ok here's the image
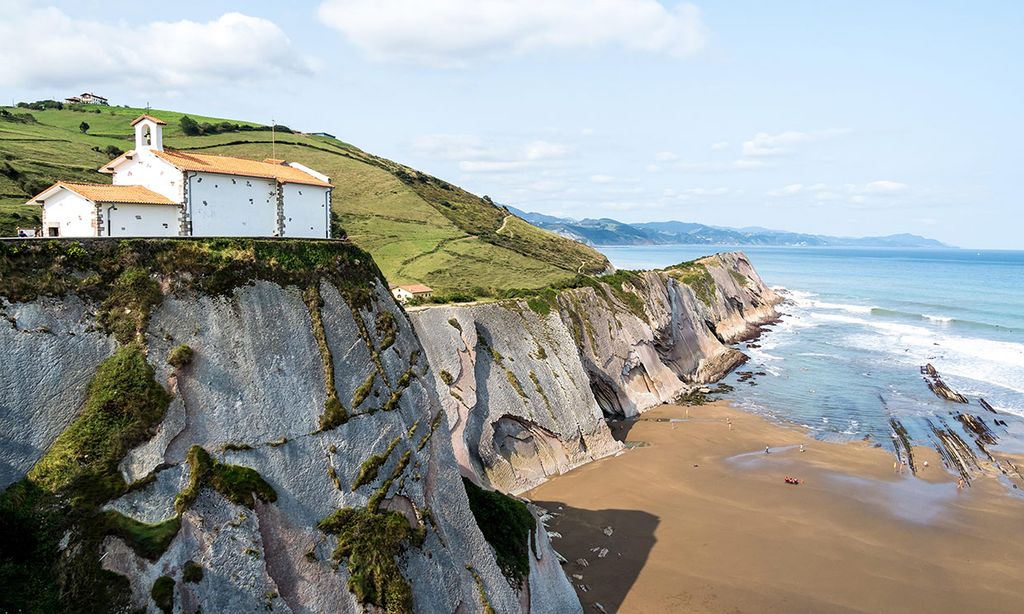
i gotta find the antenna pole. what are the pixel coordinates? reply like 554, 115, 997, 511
271, 118, 276, 159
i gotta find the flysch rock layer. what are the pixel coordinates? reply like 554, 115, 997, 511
411, 251, 780, 494
2, 277, 579, 614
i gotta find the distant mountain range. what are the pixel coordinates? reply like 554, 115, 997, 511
508, 208, 951, 248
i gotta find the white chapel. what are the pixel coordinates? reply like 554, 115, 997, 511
28, 115, 333, 238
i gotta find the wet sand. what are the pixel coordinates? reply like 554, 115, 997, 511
525, 401, 1024, 613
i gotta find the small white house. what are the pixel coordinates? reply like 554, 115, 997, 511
391, 284, 434, 303
27, 114, 333, 238
66, 92, 109, 105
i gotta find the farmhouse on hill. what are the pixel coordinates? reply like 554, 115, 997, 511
391, 284, 434, 303
65, 92, 109, 105
26, 115, 333, 238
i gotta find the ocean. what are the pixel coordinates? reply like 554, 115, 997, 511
598, 246, 1024, 454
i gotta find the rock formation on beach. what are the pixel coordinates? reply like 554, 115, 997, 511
411, 252, 781, 493
0, 239, 577, 614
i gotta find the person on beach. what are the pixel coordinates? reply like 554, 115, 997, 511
765, 445, 770, 455
799, 444, 805, 453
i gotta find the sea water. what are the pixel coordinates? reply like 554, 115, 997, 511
598, 246, 1024, 452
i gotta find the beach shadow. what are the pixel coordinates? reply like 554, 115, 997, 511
533, 501, 658, 613
607, 418, 638, 443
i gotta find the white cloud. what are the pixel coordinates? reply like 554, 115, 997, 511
864, 180, 908, 194
767, 180, 911, 204
525, 140, 570, 160
317, 0, 708, 67
590, 174, 615, 184
414, 133, 571, 174
676, 159, 767, 173
0, 3, 313, 89
710, 141, 730, 151
655, 151, 680, 162
646, 164, 662, 173
741, 129, 849, 158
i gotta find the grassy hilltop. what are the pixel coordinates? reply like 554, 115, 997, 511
0, 103, 608, 295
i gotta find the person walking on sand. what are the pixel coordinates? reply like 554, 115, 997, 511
765, 445, 770, 455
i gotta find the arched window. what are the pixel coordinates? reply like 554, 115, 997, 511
142, 125, 152, 145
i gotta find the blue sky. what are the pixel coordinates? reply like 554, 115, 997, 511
2, 1, 1021, 248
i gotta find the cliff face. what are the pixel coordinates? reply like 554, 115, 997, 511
411, 252, 780, 493
0, 239, 578, 614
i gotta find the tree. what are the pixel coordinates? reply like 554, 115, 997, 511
179, 115, 200, 136
79, 121, 89, 134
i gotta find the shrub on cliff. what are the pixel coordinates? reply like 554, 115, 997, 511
461, 477, 534, 586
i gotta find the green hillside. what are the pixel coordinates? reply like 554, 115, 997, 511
0, 103, 608, 295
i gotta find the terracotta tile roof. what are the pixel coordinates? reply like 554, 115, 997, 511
153, 150, 332, 187
397, 284, 433, 294
131, 114, 167, 126
56, 182, 178, 205
27, 182, 178, 205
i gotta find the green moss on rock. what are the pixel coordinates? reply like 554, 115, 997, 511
317, 508, 416, 614
151, 575, 174, 614
666, 260, 717, 308
167, 344, 194, 368
353, 437, 401, 490
29, 344, 172, 507
183, 560, 204, 583
100, 511, 181, 562
175, 446, 277, 513
462, 478, 534, 587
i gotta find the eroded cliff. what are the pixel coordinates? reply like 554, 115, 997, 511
411, 252, 780, 493
0, 239, 579, 614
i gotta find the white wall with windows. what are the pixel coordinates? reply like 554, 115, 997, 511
281, 183, 330, 238
188, 173, 278, 236
104, 203, 180, 237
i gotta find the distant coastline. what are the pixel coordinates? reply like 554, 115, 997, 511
510, 206, 953, 249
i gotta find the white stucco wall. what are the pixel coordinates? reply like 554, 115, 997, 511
104, 204, 180, 237
112, 153, 183, 202
188, 173, 278, 237
42, 190, 95, 237
281, 184, 329, 238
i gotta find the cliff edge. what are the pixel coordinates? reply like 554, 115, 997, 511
0, 239, 579, 614
411, 252, 780, 493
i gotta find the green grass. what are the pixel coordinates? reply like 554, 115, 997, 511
353, 437, 401, 490
167, 344, 194, 368
151, 575, 175, 614
175, 446, 277, 513
665, 260, 718, 308
317, 508, 417, 614
29, 345, 172, 505
461, 478, 534, 587
0, 104, 609, 295
0, 344, 173, 613
100, 511, 181, 562
183, 560, 204, 583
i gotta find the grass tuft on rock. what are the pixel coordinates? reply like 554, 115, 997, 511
151, 575, 174, 614
167, 344, 194, 368
353, 437, 401, 490
317, 508, 416, 614
462, 477, 534, 587
29, 344, 172, 507
183, 560, 204, 583
100, 511, 181, 562
97, 267, 164, 345
176, 446, 277, 513
666, 260, 717, 308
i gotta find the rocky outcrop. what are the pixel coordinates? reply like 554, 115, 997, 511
0, 239, 578, 614
411, 252, 780, 493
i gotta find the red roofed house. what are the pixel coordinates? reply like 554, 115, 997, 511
391, 284, 434, 303
27, 115, 333, 238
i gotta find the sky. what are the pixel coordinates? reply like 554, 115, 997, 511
1, 1, 1021, 249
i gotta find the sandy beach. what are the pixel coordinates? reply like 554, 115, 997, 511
525, 401, 1024, 613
